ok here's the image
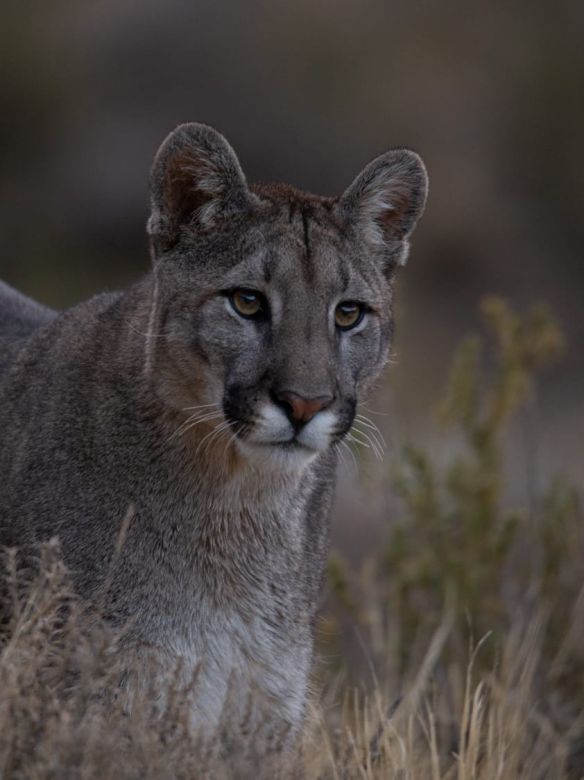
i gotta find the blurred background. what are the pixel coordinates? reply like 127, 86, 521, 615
1, 0, 582, 557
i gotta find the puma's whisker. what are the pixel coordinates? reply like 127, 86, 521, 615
339, 439, 359, 473
354, 413, 387, 446
333, 442, 350, 474
170, 410, 224, 442
182, 403, 220, 412
353, 426, 384, 460
194, 419, 232, 458
359, 403, 388, 417
353, 415, 386, 455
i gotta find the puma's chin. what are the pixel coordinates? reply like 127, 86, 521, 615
235, 438, 320, 471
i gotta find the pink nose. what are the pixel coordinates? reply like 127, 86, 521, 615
275, 391, 333, 424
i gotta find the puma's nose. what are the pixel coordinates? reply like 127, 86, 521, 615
274, 390, 334, 425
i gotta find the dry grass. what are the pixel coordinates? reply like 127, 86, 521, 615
1, 546, 582, 779
1, 299, 582, 778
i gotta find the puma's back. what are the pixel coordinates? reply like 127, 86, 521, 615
0, 124, 428, 735
0, 280, 55, 376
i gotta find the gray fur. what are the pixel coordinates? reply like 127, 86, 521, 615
0, 123, 427, 735
0, 281, 55, 373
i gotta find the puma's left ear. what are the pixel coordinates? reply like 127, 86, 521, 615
147, 123, 254, 253
337, 149, 428, 268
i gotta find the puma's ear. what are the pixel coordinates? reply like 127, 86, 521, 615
147, 123, 253, 251
337, 149, 428, 268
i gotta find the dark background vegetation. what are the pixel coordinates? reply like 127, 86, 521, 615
1, 0, 582, 543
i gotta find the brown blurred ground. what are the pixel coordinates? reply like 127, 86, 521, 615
1, 0, 582, 552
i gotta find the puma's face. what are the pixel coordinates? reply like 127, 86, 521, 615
157, 208, 393, 468
147, 124, 427, 469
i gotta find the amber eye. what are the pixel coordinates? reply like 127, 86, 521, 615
230, 289, 265, 319
335, 301, 364, 330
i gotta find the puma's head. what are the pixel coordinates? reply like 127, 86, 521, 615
146, 123, 428, 469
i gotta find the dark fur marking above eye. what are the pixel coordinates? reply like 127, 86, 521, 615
337, 258, 350, 291
261, 254, 273, 284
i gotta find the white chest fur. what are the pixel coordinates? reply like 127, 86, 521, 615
140, 464, 316, 733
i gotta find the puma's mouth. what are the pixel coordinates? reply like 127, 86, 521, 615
241, 436, 316, 454
234, 435, 321, 471
223, 399, 353, 470
272, 438, 315, 453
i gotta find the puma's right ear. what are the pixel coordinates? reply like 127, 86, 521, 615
147, 123, 253, 252
337, 149, 428, 269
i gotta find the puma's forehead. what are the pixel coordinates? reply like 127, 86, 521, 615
251, 181, 336, 210
214, 181, 386, 305
249, 181, 343, 266
224, 202, 387, 312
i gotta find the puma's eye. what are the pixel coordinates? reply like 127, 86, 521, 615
230, 289, 265, 319
335, 301, 365, 330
